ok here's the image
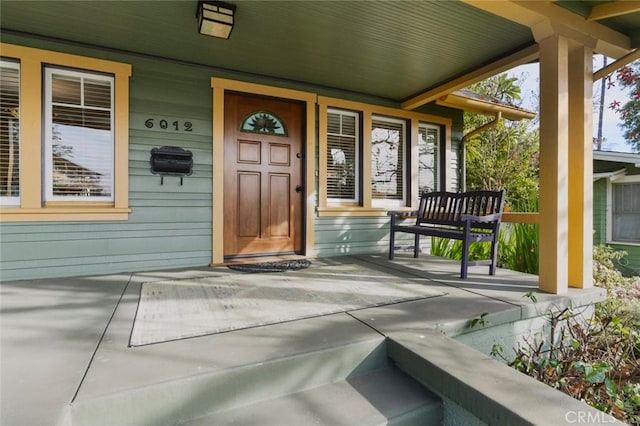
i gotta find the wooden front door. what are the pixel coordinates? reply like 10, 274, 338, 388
223, 93, 304, 258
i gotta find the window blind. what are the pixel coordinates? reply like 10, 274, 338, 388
46, 68, 114, 200
0, 60, 20, 205
327, 109, 358, 201
371, 116, 404, 200
418, 124, 439, 194
613, 182, 640, 242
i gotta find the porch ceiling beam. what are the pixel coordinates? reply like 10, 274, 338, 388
587, 1, 640, 22
401, 45, 539, 111
593, 48, 640, 81
463, 0, 632, 58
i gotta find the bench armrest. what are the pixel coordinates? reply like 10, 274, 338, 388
388, 210, 419, 227
387, 210, 419, 218
460, 213, 502, 223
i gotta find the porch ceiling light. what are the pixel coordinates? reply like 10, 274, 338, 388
197, 1, 236, 40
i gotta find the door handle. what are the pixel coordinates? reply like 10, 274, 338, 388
295, 185, 303, 193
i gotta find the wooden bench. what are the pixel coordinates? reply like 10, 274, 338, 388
388, 190, 505, 279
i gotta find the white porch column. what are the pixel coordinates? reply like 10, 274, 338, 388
568, 42, 594, 289
538, 34, 569, 294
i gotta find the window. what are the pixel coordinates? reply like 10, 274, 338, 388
371, 116, 405, 206
327, 109, 359, 203
0, 59, 20, 206
418, 123, 439, 194
45, 67, 114, 201
0, 43, 131, 222
612, 181, 640, 243
317, 96, 452, 216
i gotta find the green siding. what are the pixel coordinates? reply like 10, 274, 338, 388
609, 243, 640, 276
1, 33, 464, 281
315, 217, 394, 256
1, 35, 214, 281
315, 217, 388, 256
593, 178, 640, 276
593, 179, 608, 245
314, 216, 430, 257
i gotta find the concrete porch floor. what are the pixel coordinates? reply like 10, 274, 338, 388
1, 254, 612, 425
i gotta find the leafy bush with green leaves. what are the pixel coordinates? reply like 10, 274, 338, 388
500, 307, 639, 424
490, 246, 640, 425
594, 245, 640, 305
431, 222, 539, 275
500, 222, 539, 275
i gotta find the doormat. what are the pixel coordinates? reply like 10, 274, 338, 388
227, 259, 311, 273
129, 263, 445, 346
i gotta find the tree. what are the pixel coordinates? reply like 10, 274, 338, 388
464, 74, 539, 211
608, 60, 640, 151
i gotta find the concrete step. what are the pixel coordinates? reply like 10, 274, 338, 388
70, 330, 389, 426
181, 366, 442, 426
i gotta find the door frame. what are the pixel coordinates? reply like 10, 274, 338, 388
210, 78, 317, 265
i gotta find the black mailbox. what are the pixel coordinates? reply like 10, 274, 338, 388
150, 146, 193, 184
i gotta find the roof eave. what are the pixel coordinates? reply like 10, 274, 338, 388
594, 150, 640, 166
436, 93, 537, 121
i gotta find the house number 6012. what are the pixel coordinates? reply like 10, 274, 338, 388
145, 118, 193, 132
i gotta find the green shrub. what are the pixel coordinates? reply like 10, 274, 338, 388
490, 245, 640, 425
500, 223, 539, 274
594, 245, 640, 305
430, 222, 539, 275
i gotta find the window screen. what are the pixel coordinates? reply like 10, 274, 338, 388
418, 124, 439, 194
0, 59, 20, 206
45, 67, 114, 201
327, 109, 359, 202
612, 182, 640, 243
371, 116, 405, 202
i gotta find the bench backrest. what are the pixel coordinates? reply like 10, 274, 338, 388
416, 190, 505, 229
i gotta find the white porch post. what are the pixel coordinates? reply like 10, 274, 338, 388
462, 0, 631, 293
538, 34, 569, 294
568, 42, 594, 289
537, 31, 596, 293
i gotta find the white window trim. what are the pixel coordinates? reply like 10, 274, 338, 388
371, 115, 407, 209
44, 67, 115, 202
0, 42, 131, 222
418, 122, 441, 194
606, 174, 640, 246
316, 96, 452, 217
0, 59, 21, 207
327, 108, 360, 205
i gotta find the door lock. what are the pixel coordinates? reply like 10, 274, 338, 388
295, 185, 303, 193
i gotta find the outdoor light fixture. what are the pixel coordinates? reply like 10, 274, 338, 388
197, 1, 236, 40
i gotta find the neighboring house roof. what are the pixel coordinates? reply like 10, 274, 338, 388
593, 150, 640, 179
594, 150, 640, 165
437, 89, 537, 121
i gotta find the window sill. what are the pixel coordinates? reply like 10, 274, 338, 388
0, 207, 131, 222
316, 206, 414, 217
606, 240, 640, 247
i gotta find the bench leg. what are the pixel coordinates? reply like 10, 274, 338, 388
489, 238, 499, 275
389, 228, 395, 260
461, 241, 469, 279
413, 234, 420, 258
